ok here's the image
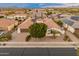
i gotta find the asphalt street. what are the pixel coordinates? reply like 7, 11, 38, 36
0, 48, 76, 56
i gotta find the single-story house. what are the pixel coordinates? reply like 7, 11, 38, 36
6, 14, 27, 21
18, 17, 65, 36
71, 16, 79, 21
62, 18, 79, 33
0, 18, 18, 31
18, 17, 33, 33
14, 8, 26, 14
36, 18, 65, 36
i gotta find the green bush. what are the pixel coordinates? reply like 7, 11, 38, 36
63, 35, 69, 41
63, 35, 71, 42
26, 35, 31, 41
0, 33, 12, 42
0, 16, 4, 18
29, 23, 47, 38
56, 20, 63, 27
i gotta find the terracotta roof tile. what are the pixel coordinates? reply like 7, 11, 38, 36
0, 18, 18, 27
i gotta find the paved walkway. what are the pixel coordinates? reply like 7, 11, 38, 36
66, 31, 79, 42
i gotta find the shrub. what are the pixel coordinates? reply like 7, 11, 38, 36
26, 35, 31, 41
68, 39, 72, 42
0, 16, 4, 18
56, 20, 63, 27
29, 23, 47, 38
63, 35, 69, 41
63, 35, 71, 42
0, 33, 12, 42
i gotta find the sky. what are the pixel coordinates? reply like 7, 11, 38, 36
0, 3, 79, 8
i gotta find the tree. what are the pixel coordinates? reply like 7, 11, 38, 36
56, 20, 63, 27
51, 30, 60, 39
46, 11, 52, 15
29, 23, 47, 38
0, 16, 4, 18
45, 9, 52, 16
0, 33, 12, 42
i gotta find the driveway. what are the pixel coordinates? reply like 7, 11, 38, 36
10, 31, 27, 42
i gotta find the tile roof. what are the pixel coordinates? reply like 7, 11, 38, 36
0, 18, 18, 27
43, 18, 60, 29
63, 19, 74, 26
18, 18, 60, 29
18, 18, 33, 29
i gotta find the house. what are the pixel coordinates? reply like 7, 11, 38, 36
0, 18, 18, 31
36, 18, 65, 36
18, 17, 33, 33
62, 19, 75, 33
14, 8, 26, 14
71, 16, 79, 21
18, 17, 65, 36
62, 18, 79, 33
31, 9, 43, 18
70, 16, 79, 32
6, 14, 27, 21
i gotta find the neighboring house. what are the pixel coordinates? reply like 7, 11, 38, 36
6, 14, 27, 21
14, 8, 26, 14
18, 17, 33, 33
71, 16, 79, 21
0, 18, 18, 31
62, 18, 79, 33
31, 9, 43, 18
0, 13, 6, 18
6, 14, 14, 19
31, 9, 48, 19
18, 17, 65, 36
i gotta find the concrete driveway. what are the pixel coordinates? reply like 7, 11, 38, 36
10, 31, 27, 42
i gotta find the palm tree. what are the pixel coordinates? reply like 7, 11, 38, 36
64, 24, 68, 35
51, 30, 60, 39
63, 24, 68, 41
